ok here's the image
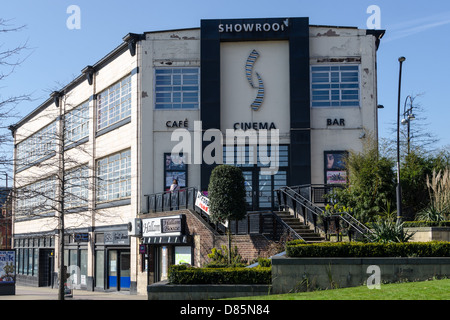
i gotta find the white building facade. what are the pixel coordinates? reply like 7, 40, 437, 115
11, 17, 384, 294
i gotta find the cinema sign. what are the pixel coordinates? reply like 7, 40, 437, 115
218, 19, 289, 33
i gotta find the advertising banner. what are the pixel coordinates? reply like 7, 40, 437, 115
0, 251, 15, 284
195, 191, 209, 214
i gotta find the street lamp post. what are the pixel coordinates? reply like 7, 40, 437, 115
396, 57, 406, 225
402, 95, 415, 155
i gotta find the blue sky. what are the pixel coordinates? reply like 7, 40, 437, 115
2, 0, 450, 150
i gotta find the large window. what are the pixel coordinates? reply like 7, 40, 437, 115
96, 150, 131, 203
155, 68, 199, 109
65, 101, 89, 145
16, 121, 57, 170
97, 75, 132, 131
311, 65, 360, 107
16, 176, 56, 218
65, 165, 89, 208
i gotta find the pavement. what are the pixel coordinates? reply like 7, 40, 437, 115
0, 285, 148, 300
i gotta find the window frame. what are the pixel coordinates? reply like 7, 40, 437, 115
310, 64, 361, 108
65, 164, 90, 209
16, 176, 56, 219
96, 149, 131, 203
65, 101, 90, 146
97, 75, 132, 131
16, 121, 57, 170
154, 67, 200, 110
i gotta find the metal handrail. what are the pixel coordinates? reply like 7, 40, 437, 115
277, 185, 374, 241
272, 213, 305, 242
332, 212, 375, 240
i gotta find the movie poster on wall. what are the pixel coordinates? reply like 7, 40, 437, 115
324, 151, 348, 185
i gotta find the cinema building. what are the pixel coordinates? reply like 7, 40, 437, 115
10, 18, 384, 294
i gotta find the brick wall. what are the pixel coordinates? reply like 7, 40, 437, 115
139, 209, 280, 266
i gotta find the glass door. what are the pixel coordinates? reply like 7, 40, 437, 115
242, 171, 255, 210
108, 250, 118, 290
119, 252, 130, 290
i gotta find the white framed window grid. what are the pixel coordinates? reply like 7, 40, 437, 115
97, 75, 132, 131
65, 164, 89, 208
311, 65, 360, 107
96, 149, 131, 203
65, 101, 89, 145
155, 68, 200, 109
16, 176, 56, 216
16, 121, 57, 170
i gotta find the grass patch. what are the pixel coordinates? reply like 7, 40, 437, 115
228, 279, 450, 300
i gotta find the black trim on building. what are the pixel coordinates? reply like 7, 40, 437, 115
200, 17, 311, 190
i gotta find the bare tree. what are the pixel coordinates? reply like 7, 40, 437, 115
12, 91, 120, 300
0, 18, 32, 168
380, 93, 440, 159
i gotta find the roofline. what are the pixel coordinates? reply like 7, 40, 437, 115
143, 27, 200, 35
12, 22, 386, 131
12, 39, 131, 130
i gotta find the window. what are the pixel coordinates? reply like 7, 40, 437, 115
155, 68, 199, 109
311, 65, 360, 107
97, 75, 132, 131
96, 150, 131, 202
65, 165, 89, 208
16, 121, 57, 170
16, 176, 56, 218
65, 101, 89, 145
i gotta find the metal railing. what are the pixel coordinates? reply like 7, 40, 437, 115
276, 185, 374, 241
145, 187, 198, 213
143, 187, 303, 240
228, 211, 304, 241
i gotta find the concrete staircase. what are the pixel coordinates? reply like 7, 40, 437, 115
275, 211, 325, 243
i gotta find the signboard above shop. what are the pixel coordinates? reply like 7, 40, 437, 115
142, 215, 185, 238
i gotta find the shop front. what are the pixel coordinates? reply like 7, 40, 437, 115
139, 215, 192, 284
93, 227, 131, 291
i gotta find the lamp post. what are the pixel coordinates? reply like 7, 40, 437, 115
396, 57, 406, 225
401, 95, 415, 155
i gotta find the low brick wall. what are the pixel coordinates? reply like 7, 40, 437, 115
271, 256, 450, 294
147, 281, 271, 300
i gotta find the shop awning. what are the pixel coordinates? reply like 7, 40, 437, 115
142, 235, 190, 245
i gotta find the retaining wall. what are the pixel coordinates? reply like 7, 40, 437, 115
271, 256, 450, 294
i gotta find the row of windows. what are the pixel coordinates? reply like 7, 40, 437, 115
16, 65, 360, 170
16, 75, 132, 171
16, 150, 131, 215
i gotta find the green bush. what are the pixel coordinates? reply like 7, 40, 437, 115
205, 245, 247, 268
168, 265, 271, 285
286, 241, 450, 258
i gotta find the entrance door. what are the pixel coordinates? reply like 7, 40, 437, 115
242, 169, 287, 211
38, 249, 54, 287
108, 250, 118, 290
107, 250, 131, 291
119, 252, 130, 289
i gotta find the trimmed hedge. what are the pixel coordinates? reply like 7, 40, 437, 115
168, 264, 271, 285
286, 241, 450, 258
